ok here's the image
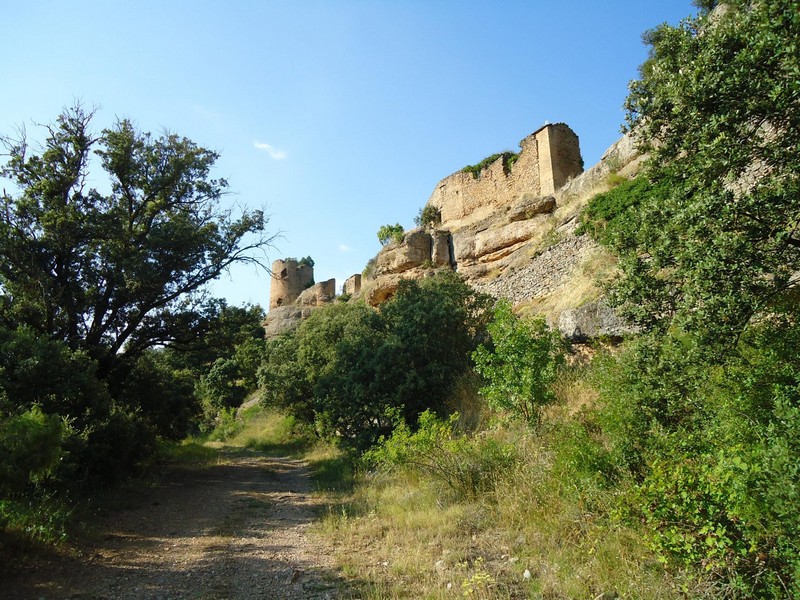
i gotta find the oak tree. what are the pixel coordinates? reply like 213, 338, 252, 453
0, 105, 275, 377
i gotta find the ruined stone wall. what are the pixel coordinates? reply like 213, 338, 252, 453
269, 259, 314, 309
426, 123, 582, 230
343, 274, 362, 296
297, 278, 337, 307
537, 123, 583, 195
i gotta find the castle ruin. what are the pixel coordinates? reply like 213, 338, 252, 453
427, 123, 582, 229
269, 258, 314, 309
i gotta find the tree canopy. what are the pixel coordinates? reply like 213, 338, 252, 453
0, 105, 275, 376
604, 0, 800, 346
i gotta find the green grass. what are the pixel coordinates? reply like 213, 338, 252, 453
0, 493, 72, 547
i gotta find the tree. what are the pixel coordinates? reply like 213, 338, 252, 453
0, 105, 275, 377
414, 205, 441, 228
259, 272, 494, 451
609, 0, 800, 347
473, 301, 564, 424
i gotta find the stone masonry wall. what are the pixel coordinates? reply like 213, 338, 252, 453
426, 123, 582, 230
269, 258, 314, 309
537, 123, 583, 195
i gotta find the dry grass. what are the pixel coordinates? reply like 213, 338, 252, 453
319, 378, 678, 599
516, 246, 618, 325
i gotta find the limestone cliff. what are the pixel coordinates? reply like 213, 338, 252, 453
359, 126, 643, 340
263, 124, 643, 341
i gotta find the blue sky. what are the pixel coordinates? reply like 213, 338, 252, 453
3, 1, 696, 309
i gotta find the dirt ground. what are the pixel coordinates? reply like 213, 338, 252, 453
2, 451, 344, 599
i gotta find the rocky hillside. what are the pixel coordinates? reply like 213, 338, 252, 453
359, 127, 643, 340
263, 123, 643, 341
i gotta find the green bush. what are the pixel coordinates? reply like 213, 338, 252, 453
414, 205, 442, 227
473, 301, 565, 425
0, 406, 64, 495
576, 175, 666, 249
593, 318, 800, 596
377, 223, 405, 245
259, 272, 494, 452
365, 411, 517, 501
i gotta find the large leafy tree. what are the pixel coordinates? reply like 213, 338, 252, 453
0, 105, 274, 377
609, 0, 800, 346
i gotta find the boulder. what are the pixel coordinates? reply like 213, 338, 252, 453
263, 305, 303, 339
375, 230, 432, 275
507, 194, 556, 222
558, 300, 635, 342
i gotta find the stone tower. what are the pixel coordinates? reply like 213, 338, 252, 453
269, 258, 314, 309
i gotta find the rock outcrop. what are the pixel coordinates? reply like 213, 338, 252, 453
558, 300, 638, 342
264, 124, 644, 343
360, 124, 643, 339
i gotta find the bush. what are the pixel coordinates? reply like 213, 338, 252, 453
414, 205, 442, 227
0, 406, 64, 495
473, 301, 565, 425
365, 411, 517, 501
593, 318, 800, 596
259, 272, 494, 452
377, 223, 405, 246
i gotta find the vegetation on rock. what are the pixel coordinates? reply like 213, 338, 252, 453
376, 222, 405, 245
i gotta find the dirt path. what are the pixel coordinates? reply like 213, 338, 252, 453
4, 451, 344, 599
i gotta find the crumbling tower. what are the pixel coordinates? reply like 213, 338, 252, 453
269, 258, 314, 309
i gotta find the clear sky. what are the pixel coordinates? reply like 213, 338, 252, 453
3, 1, 696, 309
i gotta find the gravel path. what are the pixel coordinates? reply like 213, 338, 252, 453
4, 451, 343, 599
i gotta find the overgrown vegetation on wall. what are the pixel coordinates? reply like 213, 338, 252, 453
461, 150, 519, 179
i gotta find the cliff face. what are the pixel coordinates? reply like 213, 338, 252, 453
360, 128, 643, 339
264, 124, 643, 341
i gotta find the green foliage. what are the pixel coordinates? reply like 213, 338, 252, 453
0, 105, 273, 378
614, 0, 800, 347
590, 318, 800, 596
473, 301, 565, 424
0, 406, 64, 495
0, 493, 72, 545
365, 411, 517, 501
362, 257, 377, 279
577, 176, 652, 245
413, 205, 442, 227
299, 255, 315, 268
112, 349, 200, 441
377, 223, 405, 246
197, 358, 248, 414
259, 272, 493, 452
461, 151, 519, 179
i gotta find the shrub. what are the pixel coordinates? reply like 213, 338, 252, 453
259, 272, 494, 453
377, 223, 404, 246
365, 411, 517, 501
0, 406, 65, 495
414, 205, 442, 227
473, 301, 565, 425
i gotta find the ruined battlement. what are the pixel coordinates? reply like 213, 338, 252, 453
268, 258, 314, 309
427, 123, 582, 229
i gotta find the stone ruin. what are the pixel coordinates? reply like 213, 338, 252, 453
263, 258, 361, 338
263, 122, 641, 342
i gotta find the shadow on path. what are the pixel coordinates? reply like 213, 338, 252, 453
3, 450, 351, 600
